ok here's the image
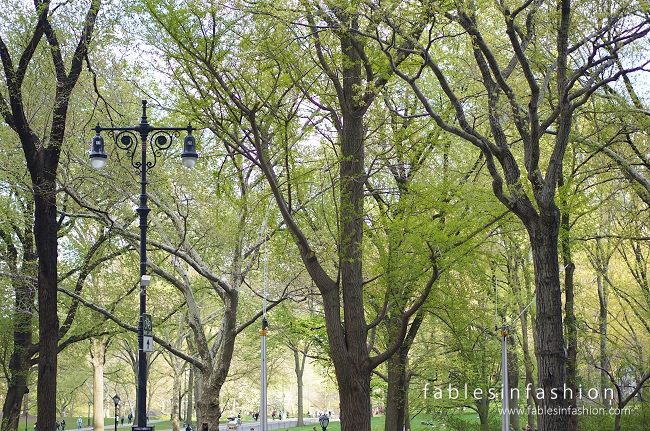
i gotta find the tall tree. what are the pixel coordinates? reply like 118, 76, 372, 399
133, 2, 438, 430
0, 2, 101, 430
373, 2, 650, 430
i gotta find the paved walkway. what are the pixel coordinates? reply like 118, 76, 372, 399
216, 418, 320, 431
71, 418, 322, 431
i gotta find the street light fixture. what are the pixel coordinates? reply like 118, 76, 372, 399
318, 414, 329, 431
88, 401, 92, 427
113, 394, 121, 431
90, 100, 198, 431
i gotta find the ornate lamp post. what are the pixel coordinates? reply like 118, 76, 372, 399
113, 394, 121, 431
90, 100, 199, 431
87, 401, 92, 427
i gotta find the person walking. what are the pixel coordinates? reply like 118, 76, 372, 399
77, 418, 82, 429
61, 419, 66, 430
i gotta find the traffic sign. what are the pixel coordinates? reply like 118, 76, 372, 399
143, 335, 154, 352
142, 313, 152, 336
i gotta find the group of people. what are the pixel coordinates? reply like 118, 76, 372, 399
53, 417, 84, 430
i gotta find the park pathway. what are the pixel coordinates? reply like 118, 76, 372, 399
71, 417, 322, 431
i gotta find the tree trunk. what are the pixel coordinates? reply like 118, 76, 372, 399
195, 292, 238, 431
527, 217, 568, 431
559, 173, 578, 431
0, 230, 36, 431
595, 240, 610, 407
384, 313, 423, 431
384, 353, 408, 431
35, 181, 60, 431
330, 100, 372, 431
475, 396, 489, 431
172, 373, 180, 431
293, 350, 306, 426
91, 338, 106, 431
403, 373, 411, 431
187, 367, 194, 428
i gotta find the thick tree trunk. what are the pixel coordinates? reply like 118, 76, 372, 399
526, 217, 568, 431
91, 338, 106, 431
333, 101, 372, 431
315, 25, 373, 431
384, 353, 408, 431
35, 182, 60, 431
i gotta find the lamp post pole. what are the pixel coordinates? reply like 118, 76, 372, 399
90, 100, 198, 431
113, 395, 121, 431
88, 402, 91, 427
24, 399, 28, 431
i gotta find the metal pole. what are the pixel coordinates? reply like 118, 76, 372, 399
88, 402, 91, 427
115, 403, 119, 431
260, 317, 268, 431
501, 326, 509, 431
136, 102, 152, 431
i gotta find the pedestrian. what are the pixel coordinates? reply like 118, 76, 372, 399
121, 417, 124, 426
61, 419, 66, 430
77, 418, 82, 429
55, 421, 60, 431
128, 414, 132, 424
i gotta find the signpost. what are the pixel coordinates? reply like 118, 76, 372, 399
143, 313, 153, 353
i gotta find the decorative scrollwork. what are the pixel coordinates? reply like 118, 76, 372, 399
108, 129, 181, 173
147, 131, 177, 171
109, 130, 138, 170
